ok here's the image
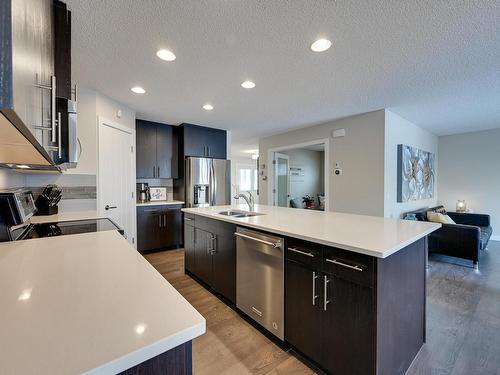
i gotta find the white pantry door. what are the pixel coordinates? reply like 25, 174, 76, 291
98, 118, 135, 245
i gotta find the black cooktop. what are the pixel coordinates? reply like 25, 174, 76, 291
11, 218, 124, 241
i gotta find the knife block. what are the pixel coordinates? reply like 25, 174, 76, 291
34, 195, 59, 216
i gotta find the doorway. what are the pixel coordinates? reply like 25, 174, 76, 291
97, 117, 136, 245
269, 139, 329, 211
273, 152, 290, 207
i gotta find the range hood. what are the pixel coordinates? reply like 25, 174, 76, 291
0, 109, 60, 171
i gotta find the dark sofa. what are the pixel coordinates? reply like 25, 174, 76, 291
403, 206, 492, 269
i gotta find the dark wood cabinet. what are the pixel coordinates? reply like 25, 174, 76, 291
137, 205, 182, 252
285, 259, 324, 366
137, 206, 162, 251
54, 0, 72, 99
194, 228, 213, 285
322, 275, 374, 375
184, 217, 195, 273
156, 125, 173, 178
184, 216, 236, 303
136, 121, 157, 178
211, 225, 236, 303
285, 242, 376, 375
136, 120, 176, 178
181, 124, 227, 159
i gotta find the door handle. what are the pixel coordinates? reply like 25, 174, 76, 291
325, 258, 363, 272
153, 166, 156, 178
323, 275, 331, 311
312, 272, 319, 306
289, 247, 315, 258
105, 205, 117, 210
157, 166, 160, 178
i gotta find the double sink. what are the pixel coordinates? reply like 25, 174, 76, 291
218, 210, 264, 218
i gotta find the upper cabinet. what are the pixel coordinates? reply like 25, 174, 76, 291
54, 0, 72, 100
0, 0, 74, 171
136, 119, 176, 179
181, 123, 227, 159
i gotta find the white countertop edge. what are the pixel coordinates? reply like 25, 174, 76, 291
84, 321, 206, 375
136, 201, 184, 207
182, 209, 441, 258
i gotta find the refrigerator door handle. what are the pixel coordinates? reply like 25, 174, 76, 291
211, 161, 217, 205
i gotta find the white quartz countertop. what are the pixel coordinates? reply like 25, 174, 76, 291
136, 200, 184, 207
182, 204, 441, 258
0, 231, 205, 374
29, 210, 102, 224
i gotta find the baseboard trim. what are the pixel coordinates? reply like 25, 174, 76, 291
491, 235, 500, 242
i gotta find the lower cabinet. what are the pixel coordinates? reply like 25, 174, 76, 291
285, 241, 375, 375
184, 219, 196, 272
137, 205, 182, 252
285, 260, 324, 366
183, 216, 236, 304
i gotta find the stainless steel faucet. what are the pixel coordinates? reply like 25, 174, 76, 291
234, 191, 255, 212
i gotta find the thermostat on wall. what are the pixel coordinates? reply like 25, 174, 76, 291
332, 128, 346, 138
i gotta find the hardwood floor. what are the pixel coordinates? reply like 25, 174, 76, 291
144, 250, 314, 375
145, 241, 500, 375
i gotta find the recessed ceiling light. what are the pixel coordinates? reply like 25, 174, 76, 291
156, 49, 176, 61
241, 80, 256, 89
310, 38, 332, 52
131, 86, 146, 94
202, 104, 214, 111
134, 324, 146, 335
18, 288, 32, 301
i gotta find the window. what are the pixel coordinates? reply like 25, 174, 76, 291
238, 167, 258, 191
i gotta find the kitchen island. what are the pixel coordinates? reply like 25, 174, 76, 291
182, 204, 440, 375
0, 230, 205, 374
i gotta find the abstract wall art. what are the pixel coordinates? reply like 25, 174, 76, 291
397, 144, 435, 202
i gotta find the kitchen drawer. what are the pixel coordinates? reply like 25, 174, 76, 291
184, 212, 195, 226
323, 246, 374, 287
286, 238, 323, 269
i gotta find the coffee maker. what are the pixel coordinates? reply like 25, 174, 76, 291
137, 183, 151, 203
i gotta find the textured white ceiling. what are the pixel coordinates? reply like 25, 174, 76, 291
66, 0, 500, 138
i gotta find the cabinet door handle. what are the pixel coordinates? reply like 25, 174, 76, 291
157, 166, 160, 178
211, 235, 217, 254
312, 271, 319, 306
288, 247, 314, 257
323, 275, 331, 311
163, 214, 167, 227
57, 112, 62, 158
208, 146, 210, 157
184, 217, 193, 222
153, 166, 156, 177
326, 258, 363, 272
158, 215, 161, 227
50, 76, 57, 143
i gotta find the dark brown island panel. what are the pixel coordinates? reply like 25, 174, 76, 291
184, 213, 427, 375
118, 341, 192, 375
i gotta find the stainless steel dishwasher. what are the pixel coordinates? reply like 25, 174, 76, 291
235, 226, 284, 340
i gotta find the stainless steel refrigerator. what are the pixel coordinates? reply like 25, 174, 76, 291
185, 157, 231, 208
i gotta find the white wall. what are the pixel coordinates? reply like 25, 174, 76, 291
0, 169, 25, 189
384, 110, 439, 218
281, 149, 324, 201
259, 110, 386, 216
65, 87, 136, 175
438, 128, 500, 239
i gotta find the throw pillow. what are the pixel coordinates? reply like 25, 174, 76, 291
427, 211, 455, 224
435, 207, 447, 215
